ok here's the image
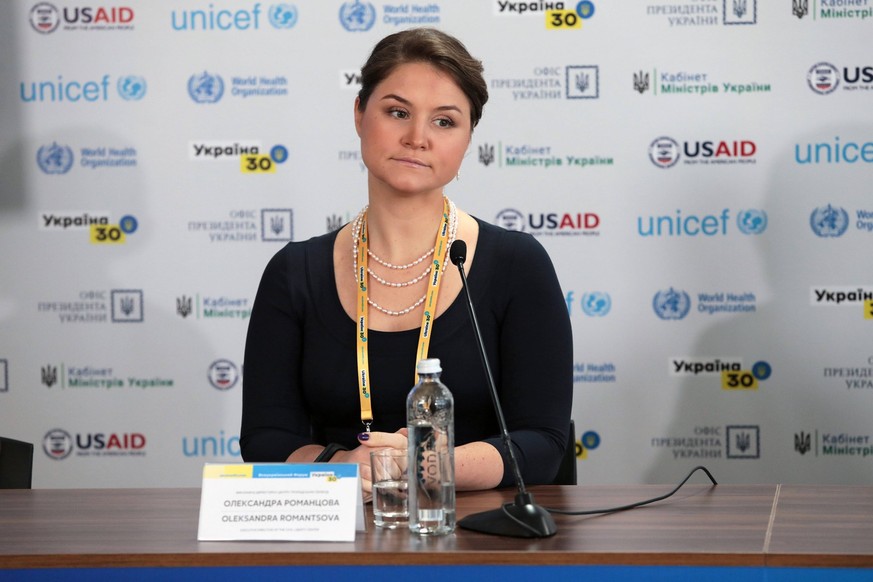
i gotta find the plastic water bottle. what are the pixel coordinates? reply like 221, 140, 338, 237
406, 358, 455, 535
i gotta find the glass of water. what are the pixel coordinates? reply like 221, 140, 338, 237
370, 448, 409, 529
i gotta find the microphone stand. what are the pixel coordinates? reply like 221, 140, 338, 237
450, 240, 557, 538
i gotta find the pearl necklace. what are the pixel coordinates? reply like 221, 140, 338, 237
352, 197, 458, 316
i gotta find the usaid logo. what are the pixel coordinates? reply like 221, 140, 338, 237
29, 3, 135, 33
495, 208, 526, 231
188, 71, 224, 103
36, 142, 74, 174
30, 2, 60, 33
653, 288, 691, 320
208, 359, 239, 390
649, 137, 680, 168
495, 209, 600, 236
339, 0, 376, 31
43, 429, 74, 460
808, 62, 873, 94
808, 62, 839, 94
650, 136, 756, 167
810, 204, 849, 237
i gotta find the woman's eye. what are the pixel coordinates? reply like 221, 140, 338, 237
389, 108, 408, 119
435, 118, 455, 128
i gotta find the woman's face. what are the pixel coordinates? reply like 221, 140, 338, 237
355, 62, 472, 198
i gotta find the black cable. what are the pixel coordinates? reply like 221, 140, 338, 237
544, 465, 718, 516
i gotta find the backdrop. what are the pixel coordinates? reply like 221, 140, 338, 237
1, 0, 872, 488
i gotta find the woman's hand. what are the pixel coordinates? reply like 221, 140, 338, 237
331, 428, 408, 501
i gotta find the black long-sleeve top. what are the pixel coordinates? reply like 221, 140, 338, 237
240, 218, 573, 487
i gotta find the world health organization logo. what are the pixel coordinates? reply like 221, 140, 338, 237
737, 209, 768, 235
269, 3, 298, 28
810, 204, 849, 237
808, 62, 839, 95
649, 137, 680, 169
117, 75, 147, 100
188, 71, 224, 104
653, 288, 691, 320
37, 142, 74, 174
582, 292, 611, 317
339, 0, 375, 31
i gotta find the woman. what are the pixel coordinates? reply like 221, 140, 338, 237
241, 28, 572, 494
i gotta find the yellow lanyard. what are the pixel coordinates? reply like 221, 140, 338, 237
355, 198, 451, 430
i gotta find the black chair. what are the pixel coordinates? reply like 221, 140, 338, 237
0, 436, 34, 489
551, 420, 577, 485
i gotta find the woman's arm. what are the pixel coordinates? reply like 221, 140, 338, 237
240, 245, 314, 461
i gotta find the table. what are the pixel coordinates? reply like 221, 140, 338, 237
1, 484, 872, 580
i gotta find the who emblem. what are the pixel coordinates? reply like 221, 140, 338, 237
37, 142, 74, 174
653, 288, 691, 320
810, 204, 849, 237
188, 71, 225, 104
339, 1, 375, 31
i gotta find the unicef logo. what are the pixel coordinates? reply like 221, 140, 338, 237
269, 4, 298, 28
29, 2, 59, 33
188, 71, 225, 104
339, 0, 375, 31
43, 429, 73, 460
581, 292, 611, 317
736, 209, 768, 235
117, 75, 147, 101
808, 62, 839, 95
653, 288, 691, 320
208, 359, 239, 390
495, 209, 525, 232
810, 204, 849, 237
37, 142, 74, 174
649, 136, 680, 169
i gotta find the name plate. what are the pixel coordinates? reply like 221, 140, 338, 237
197, 463, 365, 542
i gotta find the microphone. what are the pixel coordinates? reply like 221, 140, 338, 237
449, 240, 557, 538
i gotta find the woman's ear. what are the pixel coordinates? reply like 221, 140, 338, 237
353, 96, 363, 137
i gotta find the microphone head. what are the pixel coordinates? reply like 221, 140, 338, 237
450, 240, 467, 266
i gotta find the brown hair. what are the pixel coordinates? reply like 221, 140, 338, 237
357, 28, 488, 129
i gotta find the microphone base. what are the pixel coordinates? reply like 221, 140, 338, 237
457, 493, 557, 538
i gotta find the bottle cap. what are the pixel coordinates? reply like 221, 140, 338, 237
416, 358, 442, 375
